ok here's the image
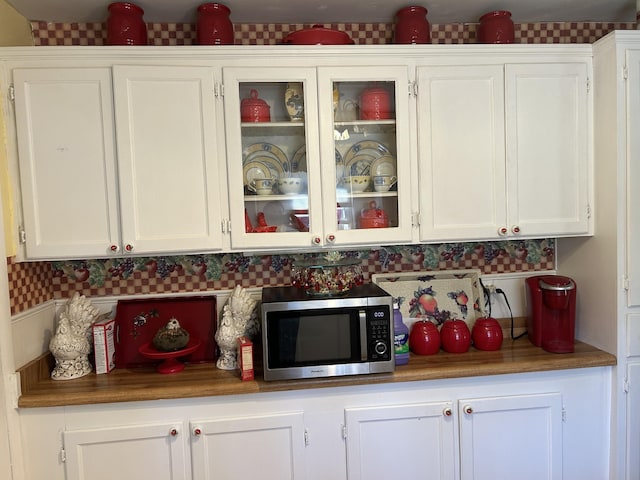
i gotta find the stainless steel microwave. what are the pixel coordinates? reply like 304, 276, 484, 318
260, 283, 395, 381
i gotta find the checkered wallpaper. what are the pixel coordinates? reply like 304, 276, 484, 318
8, 20, 626, 315
30, 21, 636, 46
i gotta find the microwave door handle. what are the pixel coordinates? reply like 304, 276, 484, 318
359, 310, 368, 361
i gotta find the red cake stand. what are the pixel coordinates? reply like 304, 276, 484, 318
138, 338, 202, 374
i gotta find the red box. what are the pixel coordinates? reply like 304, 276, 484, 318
237, 336, 254, 381
114, 296, 217, 368
93, 317, 116, 374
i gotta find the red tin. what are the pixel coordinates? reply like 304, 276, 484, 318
106, 2, 147, 46
196, 3, 234, 45
477, 10, 515, 44
440, 319, 472, 353
241, 89, 271, 122
359, 87, 392, 120
472, 317, 503, 351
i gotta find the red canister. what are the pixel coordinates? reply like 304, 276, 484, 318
241, 90, 271, 122
440, 319, 471, 353
359, 201, 389, 229
106, 2, 147, 46
471, 317, 503, 351
393, 5, 430, 44
359, 87, 392, 120
196, 3, 234, 45
477, 10, 515, 44
409, 320, 441, 355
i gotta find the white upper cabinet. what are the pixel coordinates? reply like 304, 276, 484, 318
505, 63, 590, 238
626, 50, 640, 307
417, 59, 591, 242
13, 67, 120, 259
113, 65, 225, 255
223, 63, 413, 251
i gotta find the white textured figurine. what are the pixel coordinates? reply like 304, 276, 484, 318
49, 293, 102, 380
215, 285, 258, 370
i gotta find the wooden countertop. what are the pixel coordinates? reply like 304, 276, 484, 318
17, 337, 616, 408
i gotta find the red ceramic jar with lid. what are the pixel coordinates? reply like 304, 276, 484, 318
106, 2, 147, 46
241, 90, 271, 122
477, 10, 515, 44
393, 6, 430, 44
440, 319, 471, 353
282, 25, 354, 45
472, 316, 503, 351
409, 320, 441, 355
196, 3, 234, 45
359, 201, 389, 229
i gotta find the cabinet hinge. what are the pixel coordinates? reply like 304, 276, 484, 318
8, 84, 14, 102
304, 428, 310, 446
18, 227, 26, 245
586, 76, 590, 93
221, 219, 231, 234
623, 65, 629, 81
624, 377, 630, 393
214, 82, 224, 98
411, 212, 420, 228
562, 407, 567, 422
623, 276, 630, 292
408, 81, 417, 97
586, 203, 592, 219
341, 424, 347, 440
60, 447, 66, 463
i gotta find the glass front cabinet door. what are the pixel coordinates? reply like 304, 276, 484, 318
223, 65, 412, 251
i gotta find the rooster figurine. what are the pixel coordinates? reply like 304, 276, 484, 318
152, 318, 190, 352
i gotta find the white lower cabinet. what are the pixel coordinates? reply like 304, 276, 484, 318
63, 422, 188, 480
190, 412, 306, 480
343, 393, 562, 480
458, 393, 562, 480
344, 401, 456, 480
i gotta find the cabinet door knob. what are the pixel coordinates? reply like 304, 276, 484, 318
498, 227, 508, 236
312, 236, 322, 245
110, 244, 119, 253
512, 225, 521, 234
170, 428, 178, 436
326, 234, 336, 243
192, 427, 202, 436
464, 405, 473, 415
443, 407, 452, 417
125, 243, 134, 252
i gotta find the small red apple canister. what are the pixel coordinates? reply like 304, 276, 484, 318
472, 316, 504, 351
440, 319, 472, 353
241, 90, 271, 122
409, 320, 441, 355
477, 10, 515, 44
106, 2, 147, 46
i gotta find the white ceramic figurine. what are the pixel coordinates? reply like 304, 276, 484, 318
215, 285, 258, 370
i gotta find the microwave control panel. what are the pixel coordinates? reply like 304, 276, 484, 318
366, 307, 392, 362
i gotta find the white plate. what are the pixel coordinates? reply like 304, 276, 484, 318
244, 142, 290, 175
344, 153, 376, 176
343, 140, 391, 166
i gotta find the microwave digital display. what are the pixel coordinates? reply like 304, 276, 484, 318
261, 283, 395, 381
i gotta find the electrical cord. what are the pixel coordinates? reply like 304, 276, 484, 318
478, 277, 527, 340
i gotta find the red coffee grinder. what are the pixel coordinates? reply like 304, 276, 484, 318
525, 275, 576, 353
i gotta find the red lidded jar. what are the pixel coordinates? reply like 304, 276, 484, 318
393, 6, 430, 44
477, 10, 515, 44
106, 2, 147, 46
241, 89, 271, 122
196, 3, 234, 45
472, 317, 503, 351
359, 87, 392, 120
440, 319, 471, 353
409, 320, 441, 355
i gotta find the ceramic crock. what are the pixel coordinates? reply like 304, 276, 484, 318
283, 25, 354, 45
359, 201, 389, 229
409, 320, 441, 355
472, 317, 504, 351
196, 3, 234, 45
241, 89, 270, 122
440, 319, 471, 353
393, 6, 430, 44
106, 2, 147, 46
359, 87, 392, 120
477, 10, 515, 44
